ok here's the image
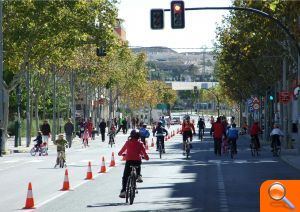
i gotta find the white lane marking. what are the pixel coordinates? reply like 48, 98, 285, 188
217, 163, 229, 212
2, 159, 20, 163
35, 165, 115, 208
26, 159, 44, 163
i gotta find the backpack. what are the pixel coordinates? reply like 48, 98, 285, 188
140, 128, 150, 138
228, 128, 238, 139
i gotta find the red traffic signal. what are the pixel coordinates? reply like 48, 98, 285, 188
150, 9, 164, 30
171, 1, 185, 29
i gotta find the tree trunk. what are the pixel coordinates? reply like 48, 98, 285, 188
26, 70, 31, 147
2, 88, 9, 152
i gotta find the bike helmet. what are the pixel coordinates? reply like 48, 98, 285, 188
130, 129, 140, 139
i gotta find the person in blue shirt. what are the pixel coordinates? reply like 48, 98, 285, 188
139, 123, 150, 146
227, 123, 239, 154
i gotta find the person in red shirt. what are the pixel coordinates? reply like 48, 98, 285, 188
118, 129, 149, 198
181, 116, 195, 155
250, 121, 261, 149
212, 117, 224, 156
87, 118, 93, 138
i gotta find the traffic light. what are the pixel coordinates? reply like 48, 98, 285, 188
171, 1, 185, 29
96, 46, 106, 57
150, 9, 164, 30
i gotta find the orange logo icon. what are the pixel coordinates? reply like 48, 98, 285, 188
260, 180, 300, 211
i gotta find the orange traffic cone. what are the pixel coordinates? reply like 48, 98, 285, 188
99, 157, 106, 173
151, 138, 154, 147
145, 142, 149, 151
85, 161, 93, 180
110, 152, 116, 167
61, 169, 70, 191
23, 182, 34, 209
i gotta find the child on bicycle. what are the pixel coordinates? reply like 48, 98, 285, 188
82, 128, 90, 147
54, 134, 68, 168
118, 129, 149, 198
33, 131, 43, 155
108, 124, 116, 143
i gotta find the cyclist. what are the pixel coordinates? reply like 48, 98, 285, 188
250, 121, 262, 150
54, 134, 68, 168
153, 121, 168, 153
181, 116, 195, 155
82, 128, 90, 147
227, 123, 239, 154
108, 124, 116, 144
270, 124, 284, 152
33, 131, 43, 156
139, 123, 150, 146
211, 117, 224, 156
197, 117, 205, 141
118, 130, 149, 198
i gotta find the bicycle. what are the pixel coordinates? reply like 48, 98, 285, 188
57, 151, 66, 168
199, 128, 204, 141
271, 136, 281, 157
250, 137, 259, 157
185, 137, 191, 159
108, 132, 115, 148
30, 142, 48, 156
156, 133, 166, 159
125, 165, 139, 205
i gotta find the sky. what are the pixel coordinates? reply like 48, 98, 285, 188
117, 0, 232, 52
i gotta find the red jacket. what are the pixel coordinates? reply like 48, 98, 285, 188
212, 122, 224, 139
87, 121, 93, 133
118, 139, 149, 161
250, 123, 261, 136
182, 122, 195, 133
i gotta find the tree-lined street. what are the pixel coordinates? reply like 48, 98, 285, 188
1, 121, 300, 211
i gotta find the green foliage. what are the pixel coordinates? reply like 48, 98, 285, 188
214, 0, 299, 102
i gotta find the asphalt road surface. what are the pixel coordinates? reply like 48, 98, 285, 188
1, 124, 300, 212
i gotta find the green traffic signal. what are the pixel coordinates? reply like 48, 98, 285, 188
269, 95, 274, 101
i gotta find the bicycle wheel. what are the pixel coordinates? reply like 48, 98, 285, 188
110, 138, 113, 148
129, 176, 136, 205
59, 154, 64, 168
125, 177, 131, 203
186, 143, 190, 159
230, 145, 234, 159
41, 148, 47, 156
159, 143, 162, 159
30, 147, 37, 156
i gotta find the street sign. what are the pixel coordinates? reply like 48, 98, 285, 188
279, 91, 292, 104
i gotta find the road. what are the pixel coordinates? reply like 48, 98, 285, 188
1, 123, 300, 212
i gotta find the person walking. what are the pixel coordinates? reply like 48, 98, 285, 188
87, 117, 93, 138
64, 118, 74, 148
211, 117, 224, 156
40, 120, 51, 149
122, 118, 127, 134
99, 119, 107, 142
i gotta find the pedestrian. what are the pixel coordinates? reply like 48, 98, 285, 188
116, 117, 124, 134
40, 120, 51, 149
122, 118, 127, 134
211, 117, 224, 156
64, 118, 74, 148
99, 119, 106, 142
87, 117, 93, 138
79, 118, 86, 138
131, 117, 136, 129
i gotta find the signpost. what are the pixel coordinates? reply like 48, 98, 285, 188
279, 91, 292, 104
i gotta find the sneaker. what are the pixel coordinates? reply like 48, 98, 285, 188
162, 150, 166, 153
183, 152, 186, 156
156, 149, 158, 151
136, 175, 143, 183
54, 164, 58, 168
119, 191, 126, 198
